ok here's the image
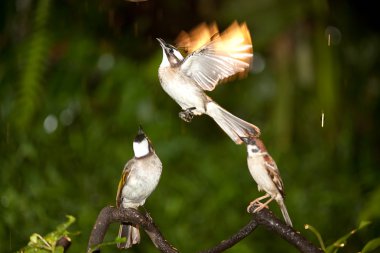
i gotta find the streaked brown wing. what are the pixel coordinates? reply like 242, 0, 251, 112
263, 153, 285, 198
115, 159, 135, 208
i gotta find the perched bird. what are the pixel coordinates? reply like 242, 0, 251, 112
241, 137, 293, 227
157, 21, 260, 145
115, 126, 163, 248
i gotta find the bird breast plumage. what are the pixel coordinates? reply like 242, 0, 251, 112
247, 154, 278, 197
158, 67, 208, 115
121, 154, 162, 208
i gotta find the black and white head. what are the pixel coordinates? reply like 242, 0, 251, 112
133, 126, 153, 158
157, 38, 184, 67
241, 137, 261, 156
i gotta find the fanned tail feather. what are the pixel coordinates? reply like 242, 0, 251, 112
206, 101, 260, 144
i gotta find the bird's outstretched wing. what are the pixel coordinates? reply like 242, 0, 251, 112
179, 21, 253, 91
116, 159, 135, 208
175, 22, 219, 54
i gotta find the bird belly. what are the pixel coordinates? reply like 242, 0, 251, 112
248, 156, 278, 196
158, 68, 206, 114
121, 155, 162, 208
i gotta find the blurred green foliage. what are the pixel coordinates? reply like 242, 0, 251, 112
1, 0, 379, 252
18, 215, 75, 253
305, 221, 380, 253
88, 237, 126, 253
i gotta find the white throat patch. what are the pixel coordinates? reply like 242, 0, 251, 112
173, 49, 184, 61
133, 139, 150, 158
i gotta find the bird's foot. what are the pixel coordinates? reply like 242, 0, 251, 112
247, 200, 268, 213
179, 107, 196, 122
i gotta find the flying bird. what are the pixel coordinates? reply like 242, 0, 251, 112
157, 21, 260, 144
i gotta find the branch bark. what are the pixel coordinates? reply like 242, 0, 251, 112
87, 205, 323, 253
248, 204, 323, 253
57, 236, 71, 252
87, 206, 178, 253
199, 219, 259, 253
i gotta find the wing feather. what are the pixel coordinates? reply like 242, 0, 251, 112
180, 21, 253, 91
263, 153, 285, 198
116, 159, 135, 208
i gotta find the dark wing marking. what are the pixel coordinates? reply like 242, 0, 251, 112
263, 153, 285, 198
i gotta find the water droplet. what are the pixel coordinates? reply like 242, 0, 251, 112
60, 108, 74, 126
251, 53, 265, 74
43, 114, 58, 134
325, 26, 341, 45
97, 53, 115, 72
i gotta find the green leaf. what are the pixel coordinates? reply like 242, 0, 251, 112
43, 215, 76, 246
19, 215, 77, 253
19, 248, 51, 253
27, 233, 51, 250
361, 237, 380, 253
358, 221, 372, 230
88, 237, 127, 253
325, 221, 371, 253
54, 246, 65, 253
29, 233, 40, 244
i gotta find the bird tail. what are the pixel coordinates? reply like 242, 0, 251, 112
117, 223, 140, 249
206, 101, 260, 144
276, 198, 293, 227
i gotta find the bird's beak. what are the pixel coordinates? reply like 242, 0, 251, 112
134, 125, 147, 143
138, 125, 145, 135
156, 38, 166, 48
240, 136, 254, 145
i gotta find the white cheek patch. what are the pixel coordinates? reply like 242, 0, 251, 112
247, 144, 259, 155
160, 48, 170, 67
173, 49, 184, 61
133, 139, 150, 158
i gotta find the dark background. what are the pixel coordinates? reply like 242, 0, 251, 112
1, 0, 379, 252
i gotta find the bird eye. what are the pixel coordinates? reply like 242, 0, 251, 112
169, 48, 173, 54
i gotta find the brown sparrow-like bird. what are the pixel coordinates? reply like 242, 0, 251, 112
115, 126, 163, 248
157, 21, 260, 145
241, 137, 293, 227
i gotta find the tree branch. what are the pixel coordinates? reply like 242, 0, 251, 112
56, 236, 71, 252
87, 206, 178, 253
248, 204, 323, 253
199, 219, 259, 253
87, 205, 322, 253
